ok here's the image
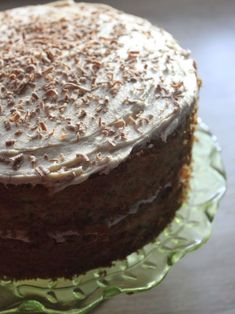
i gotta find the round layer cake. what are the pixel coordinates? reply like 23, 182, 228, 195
0, 0, 200, 279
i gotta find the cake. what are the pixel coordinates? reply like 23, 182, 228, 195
0, 0, 200, 279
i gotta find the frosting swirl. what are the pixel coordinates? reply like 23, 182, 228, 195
0, 0, 199, 191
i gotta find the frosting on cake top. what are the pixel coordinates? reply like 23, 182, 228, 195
0, 0, 199, 191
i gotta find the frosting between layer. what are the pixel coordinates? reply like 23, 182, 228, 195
0, 182, 171, 243
0, 0, 199, 191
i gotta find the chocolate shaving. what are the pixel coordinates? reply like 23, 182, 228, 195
63, 83, 90, 93
10, 153, 24, 170
35, 165, 49, 177
5, 139, 15, 147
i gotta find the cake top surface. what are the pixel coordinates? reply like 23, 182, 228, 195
0, 0, 199, 191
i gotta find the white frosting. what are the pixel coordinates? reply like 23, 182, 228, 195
48, 230, 80, 244
106, 182, 172, 227
0, 0, 199, 191
0, 230, 30, 243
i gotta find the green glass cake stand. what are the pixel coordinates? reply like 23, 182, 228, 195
0, 120, 226, 314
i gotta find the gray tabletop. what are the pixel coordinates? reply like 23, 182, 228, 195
0, 1, 234, 313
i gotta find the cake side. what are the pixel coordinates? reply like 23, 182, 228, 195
0, 105, 197, 279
